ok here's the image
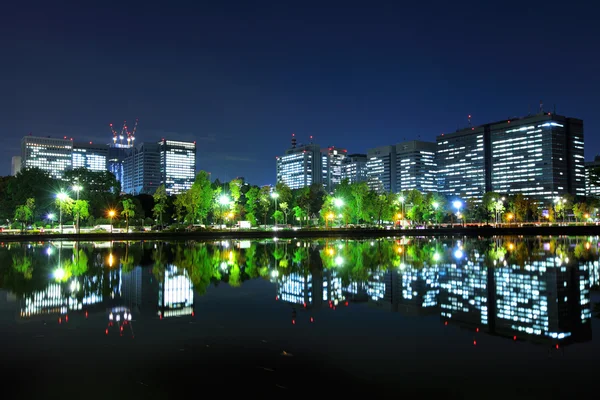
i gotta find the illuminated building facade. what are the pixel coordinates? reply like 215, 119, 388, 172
585, 156, 600, 197
395, 141, 437, 193
158, 139, 197, 195
341, 154, 368, 184
366, 145, 396, 193
437, 113, 585, 201
21, 136, 73, 179
276, 137, 323, 189
108, 146, 128, 185
72, 142, 108, 172
436, 128, 487, 200
321, 146, 347, 192
122, 142, 161, 195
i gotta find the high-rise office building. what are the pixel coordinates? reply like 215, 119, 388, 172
21, 136, 73, 179
122, 142, 161, 195
436, 128, 487, 200
72, 142, 108, 172
395, 140, 437, 193
11, 156, 21, 176
437, 112, 585, 201
158, 139, 196, 195
341, 154, 368, 184
366, 145, 396, 193
585, 156, 600, 197
322, 146, 347, 192
276, 135, 323, 189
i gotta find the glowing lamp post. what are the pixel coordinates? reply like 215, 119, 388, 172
56, 192, 69, 234
398, 195, 405, 225
108, 210, 116, 233
271, 192, 279, 224
72, 184, 82, 234
326, 212, 335, 229
218, 195, 231, 229
453, 200, 462, 227
47, 213, 55, 229
432, 202, 439, 227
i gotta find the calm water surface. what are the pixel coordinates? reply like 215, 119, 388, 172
0, 236, 598, 398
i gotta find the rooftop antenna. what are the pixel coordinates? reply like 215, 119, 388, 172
539, 100, 543, 114
468, 114, 472, 127
309, 135, 313, 144
291, 133, 296, 148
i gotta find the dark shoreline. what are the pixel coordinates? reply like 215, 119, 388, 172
1, 225, 600, 242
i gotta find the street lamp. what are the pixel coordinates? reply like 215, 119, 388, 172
453, 200, 462, 227
398, 195, 405, 224
270, 192, 279, 224
56, 192, 69, 233
108, 210, 116, 233
218, 195, 231, 229
47, 213, 55, 229
72, 184, 82, 234
326, 212, 335, 229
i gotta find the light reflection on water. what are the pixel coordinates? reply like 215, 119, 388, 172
1, 236, 598, 349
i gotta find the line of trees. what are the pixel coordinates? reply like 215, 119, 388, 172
2, 167, 599, 231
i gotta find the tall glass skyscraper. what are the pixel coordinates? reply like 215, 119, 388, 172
395, 140, 437, 193
341, 154, 368, 184
122, 142, 161, 195
321, 146, 347, 192
366, 145, 396, 193
21, 136, 73, 179
158, 139, 197, 195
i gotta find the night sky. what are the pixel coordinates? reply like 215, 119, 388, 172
5, 1, 600, 184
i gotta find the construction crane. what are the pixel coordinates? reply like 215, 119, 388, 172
108, 119, 138, 147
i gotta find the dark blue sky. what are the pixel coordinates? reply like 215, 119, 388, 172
5, 1, 600, 184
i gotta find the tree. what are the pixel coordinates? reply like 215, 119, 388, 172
63, 168, 120, 218
153, 184, 168, 226
292, 205, 307, 226
121, 198, 135, 231
193, 171, 214, 224
273, 210, 284, 224
14, 198, 34, 232
572, 202, 589, 223
511, 193, 528, 222
258, 186, 271, 226
349, 181, 369, 224
275, 182, 292, 205
279, 202, 289, 225
72, 200, 90, 228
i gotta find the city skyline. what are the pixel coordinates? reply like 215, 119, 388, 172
6, 2, 600, 185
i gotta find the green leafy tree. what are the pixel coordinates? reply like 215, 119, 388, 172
292, 205, 307, 226
572, 202, 589, 222
14, 198, 35, 232
153, 184, 168, 226
121, 198, 135, 231
272, 210, 284, 224
513, 193, 528, 222
258, 186, 271, 226
279, 202, 289, 225
72, 200, 90, 231
275, 182, 292, 205
349, 181, 369, 224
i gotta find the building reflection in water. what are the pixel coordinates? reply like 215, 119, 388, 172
3, 238, 599, 348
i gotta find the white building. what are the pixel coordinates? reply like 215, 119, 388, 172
158, 139, 197, 195
21, 136, 73, 179
276, 135, 323, 189
73, 142, 108, 171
